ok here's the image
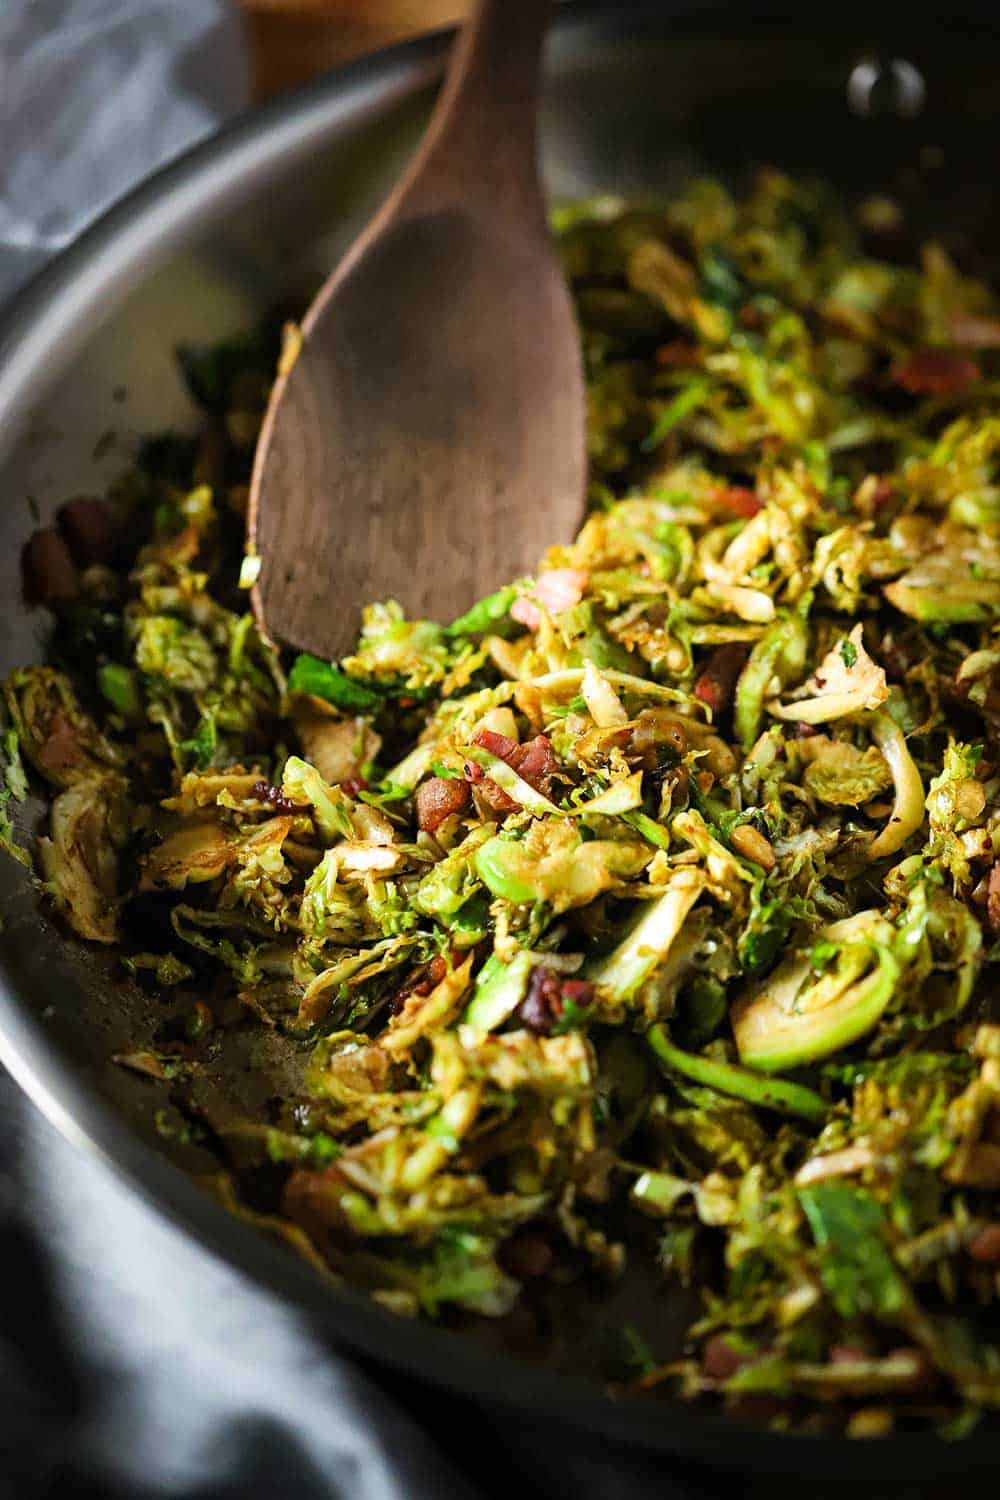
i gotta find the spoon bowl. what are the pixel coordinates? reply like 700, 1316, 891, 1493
248, 0, 586, 659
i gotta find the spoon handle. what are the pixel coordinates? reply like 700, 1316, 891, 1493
400, 0, 554, 222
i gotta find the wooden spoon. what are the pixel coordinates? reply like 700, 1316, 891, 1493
248, 0, 586, 660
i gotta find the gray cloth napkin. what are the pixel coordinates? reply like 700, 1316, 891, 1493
10, 1098, 481, 1500
0, 0, 248, 290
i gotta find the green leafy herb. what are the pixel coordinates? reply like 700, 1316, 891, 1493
552, 996, 594, 1035
180, 712, 218, 770
287, 654, 381, 713
798, 1183, 910, 1322
622, 809, 671, 849
266, 1128, 342, 1167
642, 378, 711, 452
430, 762, 463, 781
98, 664, 142, 718
358, 781, 411, 808
446, 587, 518, 637
739, 886, 810, 978
810, 940, 839, 973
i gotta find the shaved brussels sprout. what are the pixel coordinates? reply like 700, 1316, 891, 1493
732, 912, 900, 1071
647, 1025, 827, 1123
586, 869, 706, 1003
475, 823, 649, 909
39, 774, 128, 942
799, 738, 893, 807
463, 951, 535, 1036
